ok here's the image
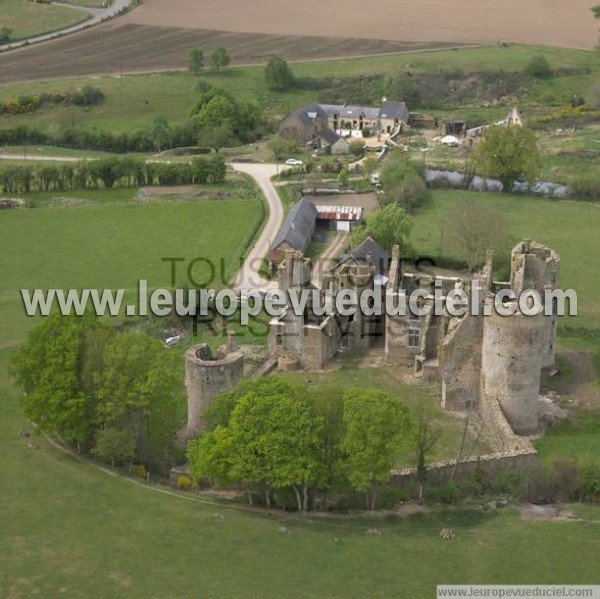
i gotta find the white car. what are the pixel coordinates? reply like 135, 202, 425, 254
284, 158, 304, 166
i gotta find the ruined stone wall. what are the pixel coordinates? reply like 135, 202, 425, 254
390, 448, 538, 485
185, 344, 244, 439
481, 306, 546, 435
440, 312, 484, 412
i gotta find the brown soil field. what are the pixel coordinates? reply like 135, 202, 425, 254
126, 0, 598, 49
0, 23, 459, 85
0, 0, 596, 85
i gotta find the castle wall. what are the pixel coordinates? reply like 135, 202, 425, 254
185, 344, 244, 439
439, 312, 484, 412
481, 307, 546, 435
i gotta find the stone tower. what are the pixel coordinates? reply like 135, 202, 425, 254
184, 339, 243, 439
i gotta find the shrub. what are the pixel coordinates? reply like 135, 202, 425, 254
491, 469, 527, 497
349, 140, 365, 157
430, 480, 463, 504
69, 86, 105, 107
570, 173, 600, 200
132, 464, 147, 479
579, 462, 600, 502
525, 55, 552, 78
178, 475, 192, 490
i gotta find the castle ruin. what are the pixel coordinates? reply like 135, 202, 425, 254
268, 239, 560, 436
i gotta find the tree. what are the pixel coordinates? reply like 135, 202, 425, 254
264, 56, 295, 91
337, 168, 349, 187
340, 389, 412, 510
188, 47, 204, 76
92, 428, 136, 466
413, 412, 442, 503
524, 55, 552, 78
10, 313, 102, 450
151, 116, 171, 153
593, 5, 600, 47
474, 125, 541, 193
362, 155, 378, 179
95, 333, 183, 470
190, 86, 261, 143
380, 151, 428, 211
188, 378, 325, 510
445, 200, 512, 273
349, 140, 365, 157
351, 202, 412, 252
199, 124, 234, 152
268, 136, 298, 161
211, 47, 231, 70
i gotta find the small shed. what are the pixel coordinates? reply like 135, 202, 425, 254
315, 205, 363, 232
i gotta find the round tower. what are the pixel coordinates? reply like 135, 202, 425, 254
184, 343, 243, 439
481, 301, 546, 435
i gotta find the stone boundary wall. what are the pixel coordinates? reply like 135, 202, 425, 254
391, 448, 538, 485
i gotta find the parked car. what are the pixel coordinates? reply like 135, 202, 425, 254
284, 158, 304, 166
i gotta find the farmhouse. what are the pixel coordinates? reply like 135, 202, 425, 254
279, 99, 409, 146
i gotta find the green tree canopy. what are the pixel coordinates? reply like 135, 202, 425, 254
190, 86, 261, 143
351, 202, 412, 252
340, 388, 412, 510
475, 125, 541, 192
264, 56, 295, 91
11, 312, 103, 449
211, 47, 231, 70
380, 151, 428, 211
188, 47, 204, 76
95, 332, 183, 468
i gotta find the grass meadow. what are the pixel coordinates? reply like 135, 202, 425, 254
0, 188, 262, 349
2, 0, 89, 41
1, 347, 600, 598
0, 45, 597, 134
411, 189, 600, 332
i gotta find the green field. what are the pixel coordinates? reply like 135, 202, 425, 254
1, 0, 89, 41
411, 189, 600, 332
0, 187, 262, 348
0, 45, 597, 135
1, 349, 600, 598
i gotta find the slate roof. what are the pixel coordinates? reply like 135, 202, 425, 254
319, 104, 380, 120
336, 236, 390, 274
378, 101, 409, 123
271, 197, 318, 252
291, 104, 328, 127
318, 127, 346, 146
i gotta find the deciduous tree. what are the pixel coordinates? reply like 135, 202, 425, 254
351, 202, 412, 252
340, 388, 412, 510
474, 125, 541, 193
264, 56, 295, 91
211, 47, 231, 70
188, 47, 204, 76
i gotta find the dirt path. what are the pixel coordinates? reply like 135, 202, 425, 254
230, 163, 283, 293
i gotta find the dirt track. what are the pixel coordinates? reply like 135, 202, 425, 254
126, 0, 599, 49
